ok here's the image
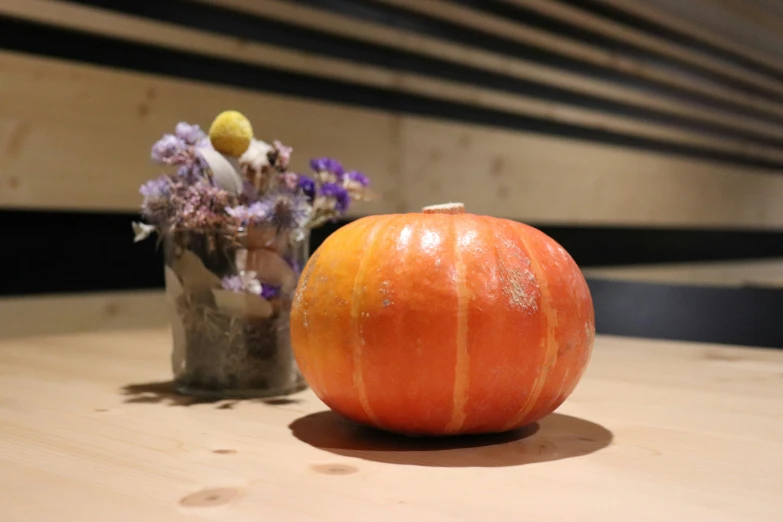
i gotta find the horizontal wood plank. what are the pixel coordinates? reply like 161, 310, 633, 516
399, 116, 783, 228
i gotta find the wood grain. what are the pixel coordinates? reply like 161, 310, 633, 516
593, 0, 783, 76
0, 50, 401, 214
0, 328, 781, 521
3, 0, 783, 227
210, 0, 783, 142
0, 291, 168, 339
398, 117, 783, 228
4, 48, 783, 227
375, 0, 783, 121
501, 0, 783, 97
4, 0, 781, 162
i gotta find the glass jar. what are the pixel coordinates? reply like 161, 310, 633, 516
162, 225, 308, 398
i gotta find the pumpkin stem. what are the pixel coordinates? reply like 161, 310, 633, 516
422, 202, 465, 215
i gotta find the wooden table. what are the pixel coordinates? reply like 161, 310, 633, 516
1, 329, 782, 521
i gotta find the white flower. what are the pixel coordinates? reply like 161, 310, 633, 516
239, 138, 273, 174
240, 270, 263, 295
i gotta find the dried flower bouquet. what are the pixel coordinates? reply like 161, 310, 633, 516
134, 110, 372, 397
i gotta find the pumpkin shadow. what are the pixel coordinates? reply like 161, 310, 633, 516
289, 410, 613, 467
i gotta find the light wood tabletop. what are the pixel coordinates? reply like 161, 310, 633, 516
1, 328, 782, 521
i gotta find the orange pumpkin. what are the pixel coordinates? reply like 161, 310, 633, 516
290, 203, 594, 436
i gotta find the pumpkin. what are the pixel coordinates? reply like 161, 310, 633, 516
290, 203, 594, 436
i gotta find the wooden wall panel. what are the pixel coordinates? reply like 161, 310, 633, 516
208, 0, 783, 142
638, 0, 783, 64
5, 0, 781, 166
5, 49, 783, 227
1, 0, 783, 343
399, 117, 783, 228
0, 51, 401, 215
374, 0, 783, 117
480, 0, 783, 97
588, 0, 783, 73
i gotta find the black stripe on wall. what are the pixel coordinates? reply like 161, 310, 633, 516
590, 278, 783, 349
2, 14, 783, 171
6, 210, 783, 294
280, 0, 783, 129
560, 0, 783, 87
4, 209, 783, 349
53, 0, 783, 151
529, 225, 783, 267
446, 0, 783, 107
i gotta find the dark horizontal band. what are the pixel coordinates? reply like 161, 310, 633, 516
53, 0, 783, 151
8, 209, 783, 296
4, 209, 782, 348
2, 15, 783, 170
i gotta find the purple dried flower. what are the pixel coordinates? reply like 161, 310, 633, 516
225, 201, 269, 226
140, 176, 170, 199
170, 181, 234, 230
344, 170, 369, 187
310, 157, 344, 177
151, 134, 184, 164
342, 170, 370, 200
246, 201, 269, 221
175, 122, 206, 145
258, 188, 312, 229
151, 123, 213, 181
221, 275, 245, 292
298, 174, 315, 200
261, 284, 281, 300
225, 205, 250, 223
139, 176, 172, 224
269, 140, 293, 171
280, 171, 299, 191
320, 182, 350, 213
180, 138, 213, 180
222, 273, 280, 300
176, 162, 208, 180
241, 180, 259, 202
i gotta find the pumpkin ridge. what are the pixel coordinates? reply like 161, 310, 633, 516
349, 215, 395, 425
549, 366, 572, 411
522, 226, 589, 418
503, 227, 560, 431
444, 216, 470, 434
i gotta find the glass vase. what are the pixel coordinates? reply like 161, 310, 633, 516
162, 225, 308, 398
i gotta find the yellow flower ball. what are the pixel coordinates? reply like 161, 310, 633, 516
208, 110, 253, 157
